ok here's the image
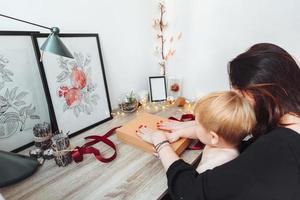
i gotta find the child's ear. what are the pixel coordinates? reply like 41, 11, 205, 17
209, 131, 219, 146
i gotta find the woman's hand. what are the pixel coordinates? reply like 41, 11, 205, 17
137, 126, 180, 171
137, 126, 168, 146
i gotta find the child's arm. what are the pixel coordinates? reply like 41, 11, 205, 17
158, 120, 196, 131
137, 127, 180, 171
167, 126, 199, 142
158, 120, 198, 142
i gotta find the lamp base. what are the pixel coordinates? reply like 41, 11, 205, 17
0, 150, 39, 188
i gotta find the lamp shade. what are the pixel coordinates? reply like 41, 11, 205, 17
40, 32, 74, 59
0, 14, 73, 59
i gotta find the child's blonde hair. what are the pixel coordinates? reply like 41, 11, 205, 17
194, 91, 256, 145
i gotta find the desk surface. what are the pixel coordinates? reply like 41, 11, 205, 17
1, 106, 201, 200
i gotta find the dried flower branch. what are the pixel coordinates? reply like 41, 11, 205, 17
153, 1, 181, 76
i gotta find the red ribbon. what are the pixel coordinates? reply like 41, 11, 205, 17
168, 114, 195, 122
71, 114, 202, 164
168, 114, 204, 150
71, 126, 121, 163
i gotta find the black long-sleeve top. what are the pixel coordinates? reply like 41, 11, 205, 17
167, 127, 300, 200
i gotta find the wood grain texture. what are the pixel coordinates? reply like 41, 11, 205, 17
0, 107, 201, 200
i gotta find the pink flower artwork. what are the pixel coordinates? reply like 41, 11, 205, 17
71, 67, 86, 89
58, 86, 82, 107
56, 52, 100, 117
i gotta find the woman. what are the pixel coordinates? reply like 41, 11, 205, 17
138, 43, 300, 200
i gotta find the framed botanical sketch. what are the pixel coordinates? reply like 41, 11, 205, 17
0, 31, 51, 152
33, 33, 112, 137
149, 76, 167, 102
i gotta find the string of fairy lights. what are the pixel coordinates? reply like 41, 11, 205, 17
111, 99, 194, 118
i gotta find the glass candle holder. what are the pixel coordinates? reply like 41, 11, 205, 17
52, 131, 72, 167
118, 91, 139, 113
168, 77, 182, 99
138, 90, 149, 107
33, 122, 52, 150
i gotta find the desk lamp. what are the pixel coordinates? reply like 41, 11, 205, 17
0, 13, 74, 59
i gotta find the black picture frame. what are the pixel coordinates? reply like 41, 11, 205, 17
149, 76, 167, 102
0, 31, 52, 152
32, 33, 112, 138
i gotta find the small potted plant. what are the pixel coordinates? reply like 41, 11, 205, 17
119, 91, 139, 113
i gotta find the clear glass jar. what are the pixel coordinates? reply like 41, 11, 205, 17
118, 92, 139, 113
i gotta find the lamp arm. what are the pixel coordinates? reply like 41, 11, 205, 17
0, 13, 72, 59
0, 13, 52, 31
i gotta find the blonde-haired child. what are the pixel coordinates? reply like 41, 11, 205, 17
138, 91, 256, 173
192, 91, 256, 172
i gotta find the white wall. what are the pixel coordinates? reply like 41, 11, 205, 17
2, 0, 300, 106
1, 0, 159, 108
166, 0, 300, 100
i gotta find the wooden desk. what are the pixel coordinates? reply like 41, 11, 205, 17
0, 107, 201, 200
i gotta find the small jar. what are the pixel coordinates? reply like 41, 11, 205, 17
118, 92, 139, 113
52, 131, 72, 167
33, 122, 52, 150
138, 90, 149, 106
168, 77, 182, 99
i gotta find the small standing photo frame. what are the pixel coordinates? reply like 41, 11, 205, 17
149, 76, 167, 102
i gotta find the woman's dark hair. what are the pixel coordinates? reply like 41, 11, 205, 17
228, 43, 300, 137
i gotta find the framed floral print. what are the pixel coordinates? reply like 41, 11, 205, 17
33, 33, 112, 137
0, 31, 51, 152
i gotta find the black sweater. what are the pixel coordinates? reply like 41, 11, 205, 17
167, 127, 300, 200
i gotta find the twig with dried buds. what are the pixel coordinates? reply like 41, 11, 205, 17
153, 1, 182, 76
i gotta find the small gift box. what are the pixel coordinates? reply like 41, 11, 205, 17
52, 131, 72, 167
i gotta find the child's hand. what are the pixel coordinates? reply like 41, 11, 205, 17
166, 131, 180, 143
137, 126, 168, 145
157, 120, 196, 132
158, 120, 198, 140
166, 128, 195, 143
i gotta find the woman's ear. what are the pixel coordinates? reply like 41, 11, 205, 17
209, 131, 219, 146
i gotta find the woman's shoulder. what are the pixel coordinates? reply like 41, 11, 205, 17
242, 127, 300, 157
241, 127, 299, 150
264, 127, 300, 142
268, 127, 300, 153
247, 127, 299, 143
